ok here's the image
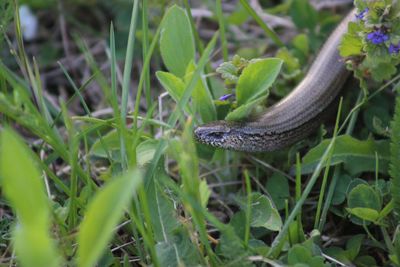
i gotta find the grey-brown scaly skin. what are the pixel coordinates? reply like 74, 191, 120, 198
194, 8, 356, 152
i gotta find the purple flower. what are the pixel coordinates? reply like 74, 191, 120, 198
367, 30, 389, 45
389, 43, 400, 54
356, 7, 369, 20
219, 94, 233, 101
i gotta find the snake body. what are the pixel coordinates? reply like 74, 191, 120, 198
194, 8, 356, 152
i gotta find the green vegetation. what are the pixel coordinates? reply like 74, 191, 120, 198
0, 0, 400, 266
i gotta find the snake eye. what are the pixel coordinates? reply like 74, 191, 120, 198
208, 132, 224, 139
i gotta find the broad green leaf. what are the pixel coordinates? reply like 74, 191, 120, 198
346, 207, 380, 222
363, 96, 391, 135
339, 22, 363, 57
227, 2, 249, 25
159, 5, 195, 78
345, 234, 364, 261
89, 129, 121, 161
265, 173, 289, 210
288, 244, 330, 267
236, 58, 282, 105
147, 178, 180, 242
137, 139, 158, 166
216, 226, 253, 266
276, 47, 300, 74
229, 211, 247, 239
156, 71, 186, 104
0, 128, 61, 267
226, 94, 268, 121
77, 169, 142, 267
346, 178, 368, 195
155, 227, 202, 266
347, 184, 381, 223
371, 62, 397, 82
301, 135, 390, 175
247, 193, 282, 231
347, 184, 381, 211
185, 62, 216, 122
308, 256, 330, 267
354, 255, 378, 267
332, 174, 352, 205
324, 247, 350, 264
288, 244, 312, 265
289, 0, 317, 30
292, 33, 309, 57
156, 71, 193, 117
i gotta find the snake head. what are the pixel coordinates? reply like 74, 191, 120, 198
193, 120, 248, 151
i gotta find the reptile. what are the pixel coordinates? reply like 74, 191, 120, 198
194, 8, 356, 152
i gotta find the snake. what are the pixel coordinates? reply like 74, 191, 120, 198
194, 8, 356, 152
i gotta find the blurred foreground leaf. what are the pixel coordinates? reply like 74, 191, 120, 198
77, 169, 142, 267
0, 128, 61, 267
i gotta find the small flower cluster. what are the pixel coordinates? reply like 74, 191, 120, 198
356, 8, 369, 20
360, 8, 400, 55
218, 94, 233, 101
389, 43, 400, 54
367, 30, 389, 45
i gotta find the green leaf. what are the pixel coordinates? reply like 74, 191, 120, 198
347, 184, 381, 222
147, 177, 180, 242
0, 128, 61, 267
292, 33, 309, 57
156, 71, 193, 116
339, 22, 363, 57
265, 173, 290, 210
345, 234, 364, 261
185, 62, 217, 122
324, 247, 350, 264
155, 227, 202, 266
370, 62, 397, 82
247, 193, 282, 231
77, 169, 142, 267
347, 184, 381, 211
216, 226, 253, 266
332, 174, 352, 205
159, 5, 195, 78
225, 94, 268, 121
236, 58, 283, 106
276, 47, 301, 73
346, 207, 380, 222
354, 255, 377, 267
308, 256, 329, 267
288, 244, 312, 265
156, 71, 186, 104
289, 0, 317, 30
89, 129, 121, 161
301, 135, 390, 175
136, 139, 159, 166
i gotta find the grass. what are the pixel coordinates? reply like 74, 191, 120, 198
0, 0, 400, 266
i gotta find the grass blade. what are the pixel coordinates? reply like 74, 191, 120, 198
120, 0, 139, 169
77, 169, 143, 267
238, 0, 284, 47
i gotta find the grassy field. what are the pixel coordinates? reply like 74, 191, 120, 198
0, 0, 400, 266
